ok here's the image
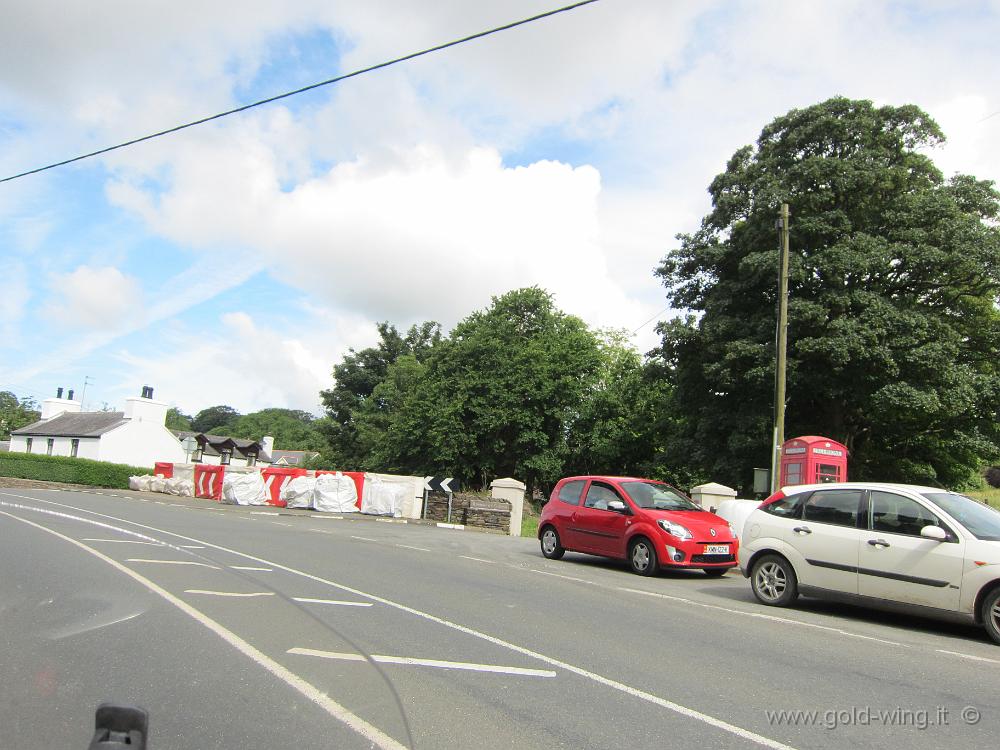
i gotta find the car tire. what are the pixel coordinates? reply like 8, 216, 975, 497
982, 587, 1000, 646
540, 526, 565, 560
751, 554, 798, 607
629, 538, 659, 576
702, 568, 729, 577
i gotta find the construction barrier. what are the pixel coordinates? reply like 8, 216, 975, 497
154, 462, 174, 478
261, 466, 307, 507
194, 464, 225, 501
315, 470, 365, 509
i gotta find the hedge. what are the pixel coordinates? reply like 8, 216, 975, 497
0, 452, 152, 489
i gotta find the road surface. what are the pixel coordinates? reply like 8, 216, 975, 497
1, 486, 996, 749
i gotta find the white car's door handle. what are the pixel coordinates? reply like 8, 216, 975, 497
792, 526, 812, 535
867, 539, 890, 548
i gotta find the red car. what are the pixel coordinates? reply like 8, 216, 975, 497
537, 476, 739, 576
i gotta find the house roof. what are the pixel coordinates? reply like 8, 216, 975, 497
172, 430, 271, 462
270, 449, 320, 466
12, 411, 128, 438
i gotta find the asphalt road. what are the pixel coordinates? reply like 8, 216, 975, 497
1, 487, 997, 750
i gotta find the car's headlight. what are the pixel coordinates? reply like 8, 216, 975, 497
658, 519, 693, 540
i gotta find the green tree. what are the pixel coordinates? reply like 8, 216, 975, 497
319, 321, 441, 467
191, 405, 241, 434
655, 97, 1000, 490
230, 408, 325, 452
165, 407, 193, 431
0, 391, 40, 439
373, 288, 604, 494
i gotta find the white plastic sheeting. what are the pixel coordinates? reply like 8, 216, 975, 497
129, 475, 154, 492
360, 474, 412, 517
165, 476, 194, 496
313, 473, 359, 513
281, 476, 317, 509
149, 477, 168, 494
222, 471, 268, 506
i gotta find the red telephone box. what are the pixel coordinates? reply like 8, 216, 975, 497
779, 436, 848, 487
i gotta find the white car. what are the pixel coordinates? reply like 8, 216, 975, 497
739, 482, 1000, 644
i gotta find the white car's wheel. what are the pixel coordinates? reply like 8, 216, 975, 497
982, 588, 1000, 646
751, 555, 799, 607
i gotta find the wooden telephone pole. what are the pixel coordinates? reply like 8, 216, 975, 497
771, 203, 790, 493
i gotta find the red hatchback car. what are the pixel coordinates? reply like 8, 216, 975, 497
537, 476, 739, 576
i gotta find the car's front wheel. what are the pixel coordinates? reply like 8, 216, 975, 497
982, 587, 1000, 646
629, 538, 659, 576
751, 554, 798, 607
540, 526, 565, 560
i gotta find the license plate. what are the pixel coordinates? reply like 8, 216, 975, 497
705, 545, 730, 555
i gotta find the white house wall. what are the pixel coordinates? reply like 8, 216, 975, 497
8, 435, 100, 459
98, 421, 186, 468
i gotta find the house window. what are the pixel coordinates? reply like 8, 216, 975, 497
246, 452, 257, 467
47, 438, 54, 456
220, 448, 232, 466
26, 437, 33, 453
71, 439, 80, 458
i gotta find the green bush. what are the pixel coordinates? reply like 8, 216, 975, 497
0, 452, 152, 489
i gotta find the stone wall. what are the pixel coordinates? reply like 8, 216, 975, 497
424, 492, 511, 533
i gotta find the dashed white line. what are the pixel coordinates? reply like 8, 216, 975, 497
459, 555, 496, 564
230, 565, 273, 572
395, 544, 430, 552
524, 567, 599, 586
179, 545, 205, 549
250, 511, 279, 516
292, 598, 373, 607
937, 649, 1000, 664
185, 590, 275, 598
125, 558, 220, 569
82, 538, 162, 545
287, 648, 556, 677
351, 535, 378, 542
272, 522, 293, 527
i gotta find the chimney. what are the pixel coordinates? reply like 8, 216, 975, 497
67, 389, 74, 400
57, 387, 64, 398
261, 436, 275, 458
140, 385, 154, 399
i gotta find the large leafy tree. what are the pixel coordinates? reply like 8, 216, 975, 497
656, 97, 1000, 490
165, 407, 193, 431
319, 321, 442, 467
230, 408, 325, 452
191, 405, 241, 434
0, 391, 40, 439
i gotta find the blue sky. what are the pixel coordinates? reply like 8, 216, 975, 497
2, 0, 999, 416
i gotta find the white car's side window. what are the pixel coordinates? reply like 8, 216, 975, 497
869, 492, 942, 537
802, 490, 863, 528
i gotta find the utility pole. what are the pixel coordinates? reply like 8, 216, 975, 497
771, 203, 790, 493
80, 375, 93, 410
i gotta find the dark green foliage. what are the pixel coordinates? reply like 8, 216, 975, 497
655, 97, 1000, 491
0, 452, 152, 488
229, 408, 325, 452
0, 391, 40, 439
165, 407, 192, 431
191, 405, 241, 434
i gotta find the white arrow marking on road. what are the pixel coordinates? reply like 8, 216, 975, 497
185, 590, 275, 597
439, 477, 452, 493
287, 648, 556, 677
292, 598, 373, 607
126, 558, 220, 568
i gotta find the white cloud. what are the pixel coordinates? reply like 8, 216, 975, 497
47, 265, 143, 329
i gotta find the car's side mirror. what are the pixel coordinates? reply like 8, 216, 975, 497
920, 525, 947, 541
607, 500, 627, 514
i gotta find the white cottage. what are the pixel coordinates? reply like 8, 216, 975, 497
9, 387, 186, 467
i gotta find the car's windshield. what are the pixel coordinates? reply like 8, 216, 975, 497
621, 481, 700, 510
922, 492, 1000, 541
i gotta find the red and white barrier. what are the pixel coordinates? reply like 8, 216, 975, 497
261, 466, 307, 507
194, 464, 225, 501
154, 462, 174, 478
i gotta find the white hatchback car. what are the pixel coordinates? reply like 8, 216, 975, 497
740, 482, 1000, 644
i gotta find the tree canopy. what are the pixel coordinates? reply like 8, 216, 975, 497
655, 96, 1000, 490
0, 391, 40, 440
190, 405, 241, 434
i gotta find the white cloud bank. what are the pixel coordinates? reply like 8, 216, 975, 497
47, 265, 143, 329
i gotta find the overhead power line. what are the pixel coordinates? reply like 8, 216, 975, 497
1, 0, 600, 184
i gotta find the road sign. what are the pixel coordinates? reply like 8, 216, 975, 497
424, 476, 459, 493
182, 436, 199, 453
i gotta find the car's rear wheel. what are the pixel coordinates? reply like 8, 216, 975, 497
702, 567, 729, 577
540, 526, 565, 560
629, 538, 658, 576
982, 587, 1000, 646
751, 555, 798, 607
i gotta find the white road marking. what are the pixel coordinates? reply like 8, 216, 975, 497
0, 508, 404, 750
292, 598, 373, 607
937, 649, 1000, 664
436, 522, 465, 529
125, 558, 220, 569
179, 545, 205, 549
619, 587, 905, 646
82, 538, 162, 545
272, 522, 293, 527
395, 544, 430, 552
250, 511, 279, 516
3, 493, 801, 750
288, 648, 556, 677
185, 590, 275, 598
351, 535, 378, 542
459, 555, 495, 564
376, 518, 407, 524
230, 565, 273, 572
525, 567, 599, 586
